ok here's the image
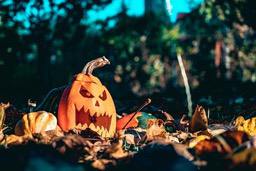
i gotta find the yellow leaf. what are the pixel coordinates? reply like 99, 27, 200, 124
233, 116, 256, 136
188, 135, 210, 148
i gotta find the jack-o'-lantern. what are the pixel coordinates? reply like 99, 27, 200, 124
58, 57, 116, 138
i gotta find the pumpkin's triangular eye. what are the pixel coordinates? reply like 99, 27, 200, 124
99, 90, 107, 101
80, 87, 94, 98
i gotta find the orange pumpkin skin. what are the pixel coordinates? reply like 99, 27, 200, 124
15, 111, 57, 136
58, 57, 116, 138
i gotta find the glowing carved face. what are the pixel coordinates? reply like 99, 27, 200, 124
58, 60, 117, 138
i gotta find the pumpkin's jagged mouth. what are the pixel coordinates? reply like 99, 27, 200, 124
75, 105, 112, 133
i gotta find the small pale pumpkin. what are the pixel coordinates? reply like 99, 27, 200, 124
58, 57, 117, 138
15, 111, 57, 136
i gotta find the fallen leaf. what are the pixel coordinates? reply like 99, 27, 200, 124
194, 131, 249, 157
0, 103, 9, 130
188, 135, 210, 148
123, 142, 196, 171
146, 119, 167, 141
106, 139, 129, 159
190, 105, 208, 133
92, 159, 116, 170
173, 143, 194, 161
173, 131, 193, 142
228, 148, 256, 170
52, 134, 93, 162
123, 129, 147, 145
123, 134, 135, 145
194, 139, 223, 156
116, 112, 142, 130
4, 134, 31, 145
179, 115, 190, 131
207, 124, 230, 136
233, 116, 256, 136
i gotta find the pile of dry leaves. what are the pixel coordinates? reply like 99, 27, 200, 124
0, 102, 256, 171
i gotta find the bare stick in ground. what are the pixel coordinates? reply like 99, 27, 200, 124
177, 54, 193, 117
122, 98, 152, 130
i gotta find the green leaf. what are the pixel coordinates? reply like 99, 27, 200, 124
137, 112, 156, 129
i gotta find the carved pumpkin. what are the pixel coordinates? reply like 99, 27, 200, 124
58, 57, 116, 138
15, 111, 57, 136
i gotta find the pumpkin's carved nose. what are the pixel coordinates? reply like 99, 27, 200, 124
95, 100, 100, 107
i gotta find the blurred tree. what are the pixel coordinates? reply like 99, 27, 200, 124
97, 10, 177, 97
176, 0, 256, 98
0, 0, 256, 112
0, 0, 112, 105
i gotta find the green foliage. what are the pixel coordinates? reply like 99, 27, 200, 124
137, 112, 156, 129
97, 13, 180, 96
0, 0, 256, 106
179, 0, 256, 84
0, 0, 113, 103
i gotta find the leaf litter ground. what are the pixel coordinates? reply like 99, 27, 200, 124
0, 100, 256, 171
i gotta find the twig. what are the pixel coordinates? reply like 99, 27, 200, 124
122, 98, 152, 129
177, 54, 193, 117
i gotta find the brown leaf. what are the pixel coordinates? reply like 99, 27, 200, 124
173, 143, 194, 161
4, 104, 21, 132
179, 115, 190, 131
3, 134, 32, 145
124, 142, 196, 171
146, 119, 167, 141
92, 159, 116, 170
194, 131, 249, 157
69, 127, 102, 141
158, 110, 174, 121
106, 139, 128, 159
32, 128, 64, 144
0, 103, 10, 130
221, 131, 249, 149
228, 148, 256, 168
194, 139, 223, 156
190, 105, 208, 133
52, 134, 94, 162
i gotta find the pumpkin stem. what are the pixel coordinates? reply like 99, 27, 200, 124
82, 56, 110, 75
